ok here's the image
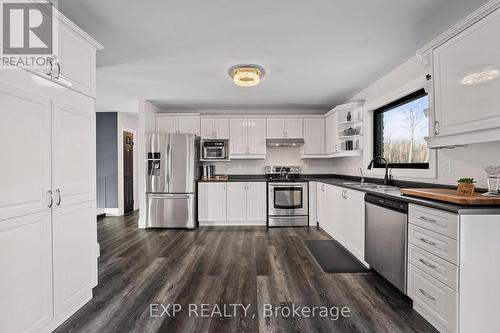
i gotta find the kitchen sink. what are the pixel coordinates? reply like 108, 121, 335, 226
343, 182, 400, 191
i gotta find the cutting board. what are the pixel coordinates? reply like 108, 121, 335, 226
400, 188, 500, 205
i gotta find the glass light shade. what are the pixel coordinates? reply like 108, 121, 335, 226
233, 67, 261, 87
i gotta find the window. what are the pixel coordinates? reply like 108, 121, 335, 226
373, 89, 429, 169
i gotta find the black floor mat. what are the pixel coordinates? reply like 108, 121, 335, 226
305, 240, 369, 273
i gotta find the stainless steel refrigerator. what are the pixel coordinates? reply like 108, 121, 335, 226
146, 133, 200, 228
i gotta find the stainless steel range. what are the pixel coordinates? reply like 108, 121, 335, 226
266, 166, 309, 227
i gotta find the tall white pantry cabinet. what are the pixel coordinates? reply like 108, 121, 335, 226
0, 11, 102, 333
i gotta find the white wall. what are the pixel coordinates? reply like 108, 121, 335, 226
137, 100, 160, 228
210, 146, 337, 175
117, 112, 139, 216
335, 56, 500, 189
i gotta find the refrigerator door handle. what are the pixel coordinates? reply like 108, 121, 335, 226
148, 194, 190, 200
165, 144, 171, 186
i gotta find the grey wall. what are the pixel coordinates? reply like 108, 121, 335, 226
96, 112, 118, 208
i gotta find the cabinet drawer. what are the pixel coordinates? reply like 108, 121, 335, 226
408, 264, 457, 333
409, 204, 458, 239
409, 224, 458, 265
408, 244, 458, 290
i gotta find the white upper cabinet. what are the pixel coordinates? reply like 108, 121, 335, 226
156, 116, 177, 134
57, 23, 97, 97
178, 116, 200, 135
266, 118, 285, 139
200, 118, 229, 139
0, 84, 51, 221
285, 118, 304, 138
248, 118, 267, 154
419, 5, 500, 147
52, 98, 96, 207
303, 118, 325, 155
266, 117, 303, 139
325, 112, 338, 154
155, 115, 200, 136
229, 118, 248, 155
21, 10, 101, 98
229, 118, 266, 158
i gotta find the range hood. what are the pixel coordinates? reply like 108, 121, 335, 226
266, 138, 305, 147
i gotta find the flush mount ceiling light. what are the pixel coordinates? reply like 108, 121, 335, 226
461, 68, 499, 85
229, 65, 265, 87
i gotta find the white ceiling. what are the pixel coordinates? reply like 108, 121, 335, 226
59, 0, 487, 112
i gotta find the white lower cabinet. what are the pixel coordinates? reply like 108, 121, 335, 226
316, 183, 326, 225
407, 204, 500, 333
198, 183, 227, 222
226, 183, 247, 222
408, 264, 458, 333
198, 182, 266, 225
327, 185, 345, 244
317, 183, 366, 264
245, 182, 267, 222
344, 189, 365, 262
0, 211, 52, 333
53, 201, 97, 316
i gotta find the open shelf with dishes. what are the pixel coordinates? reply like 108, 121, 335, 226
335, 102, 364, 154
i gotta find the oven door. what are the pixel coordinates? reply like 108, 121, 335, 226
268, 183, 308, 216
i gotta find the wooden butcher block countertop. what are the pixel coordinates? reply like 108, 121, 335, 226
400, 188, 500, 205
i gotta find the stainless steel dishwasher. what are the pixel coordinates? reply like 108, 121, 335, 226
365, 194, 408, 294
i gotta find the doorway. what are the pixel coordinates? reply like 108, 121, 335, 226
123, 131, 134, 214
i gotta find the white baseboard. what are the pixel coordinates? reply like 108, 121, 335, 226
104, 208, 120, 216
138, 217, 146, 228
41, 291, 93, 333
199, 221, 267, 227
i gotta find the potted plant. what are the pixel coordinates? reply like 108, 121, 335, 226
457, 177, 476, 196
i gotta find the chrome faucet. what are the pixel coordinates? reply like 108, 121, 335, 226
359, 168, 365, 185
367, 156, 390, 185
279, 166, 289, 179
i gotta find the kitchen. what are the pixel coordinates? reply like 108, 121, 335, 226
1, 1, 500, 333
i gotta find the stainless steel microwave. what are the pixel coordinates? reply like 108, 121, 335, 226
201, 139, 229, 160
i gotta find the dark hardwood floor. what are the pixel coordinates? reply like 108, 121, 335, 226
55, 211, 437, 333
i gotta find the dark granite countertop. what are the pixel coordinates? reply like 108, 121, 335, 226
198, 174, 500, 214
197, 175, 267, 182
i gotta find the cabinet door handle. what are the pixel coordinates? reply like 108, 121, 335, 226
55, 62, 61, 79
419, 258, 436, 269
46, 58, 53, 78
55, 189, 61, 206
419, 216, 437, 224
419, 237, 437, 246
419, 288, 436, 301
47, 190, 53, 208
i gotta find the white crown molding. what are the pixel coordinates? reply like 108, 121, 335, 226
417, 0, 500, 59
325, 100, 365, 117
